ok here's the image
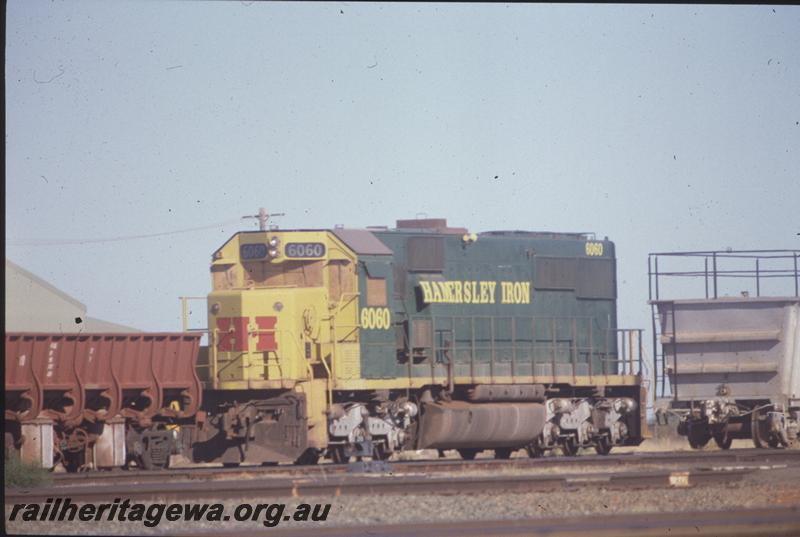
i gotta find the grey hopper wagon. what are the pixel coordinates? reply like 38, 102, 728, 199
649, 249, 800, 449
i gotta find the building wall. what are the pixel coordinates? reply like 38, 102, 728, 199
5, 260, 138, 333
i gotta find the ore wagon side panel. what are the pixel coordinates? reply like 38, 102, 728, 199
655, 297, 800, 405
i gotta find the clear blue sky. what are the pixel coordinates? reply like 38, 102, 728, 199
6, 2, 800, 350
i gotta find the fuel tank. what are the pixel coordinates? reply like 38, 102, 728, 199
415, 400, 546, 449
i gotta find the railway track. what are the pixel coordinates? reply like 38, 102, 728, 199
7, 450, 799, 535
7, 449, 798, 504
44, 447, 800, 487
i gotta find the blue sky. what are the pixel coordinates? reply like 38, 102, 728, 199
6, 2, 800, 353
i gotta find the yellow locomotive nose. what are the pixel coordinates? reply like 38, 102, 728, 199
209, 287, 324, 386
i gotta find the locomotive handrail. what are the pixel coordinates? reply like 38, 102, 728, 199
406, 314, 626, 384
333, 292, 360, 315
179, 296, 207, 333
214, 349, 244, 377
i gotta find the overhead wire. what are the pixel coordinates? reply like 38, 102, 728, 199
8, 217, 249, 246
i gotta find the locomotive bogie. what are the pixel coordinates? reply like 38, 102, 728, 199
188, 390, 309, 465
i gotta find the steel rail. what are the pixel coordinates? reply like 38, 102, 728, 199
7, 467, 756, 504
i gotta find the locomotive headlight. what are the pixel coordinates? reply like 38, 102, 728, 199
461, 233, 479, 244
210, 303, 221, 315
268, 236, 280, 248
268, 248, 280, 258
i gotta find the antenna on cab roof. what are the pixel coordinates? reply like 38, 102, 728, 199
242, 207, 285, 230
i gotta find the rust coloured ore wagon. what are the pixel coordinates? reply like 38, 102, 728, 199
4, 332, 202, 471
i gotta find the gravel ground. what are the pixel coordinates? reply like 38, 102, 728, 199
6, 463, 800, 535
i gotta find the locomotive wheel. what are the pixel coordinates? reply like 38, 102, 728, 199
458, 448, 480, 460
713, 431, 732, 450
494, 448, 512, 460
561, 436, 579, 456
687, 423, 711, 450
330, 445, 350, 464
140, 431, 172, 470
594, 436, 612, 455
373, 443, 392, 461
294, 448, 321, 465
526, 436, 545, 458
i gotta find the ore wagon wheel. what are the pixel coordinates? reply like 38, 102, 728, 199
61, 428, 90, 473
63, 451, 86, 473
594, 436, 612, 455
458, 448, 480, 460
687, 423, 711, 450
494, 448, 512, 460
751, 409, 773, 449
713, 431, 732, 450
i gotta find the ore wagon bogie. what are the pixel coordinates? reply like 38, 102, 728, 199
650, 250, 800, 450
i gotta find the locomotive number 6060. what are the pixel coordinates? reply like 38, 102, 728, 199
285, 242, 326, 258
360, 307, 391, 330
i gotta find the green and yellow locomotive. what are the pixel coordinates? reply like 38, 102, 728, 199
189, 218, 646, 465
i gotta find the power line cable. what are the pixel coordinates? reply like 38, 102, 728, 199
8, 217, 247, 246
